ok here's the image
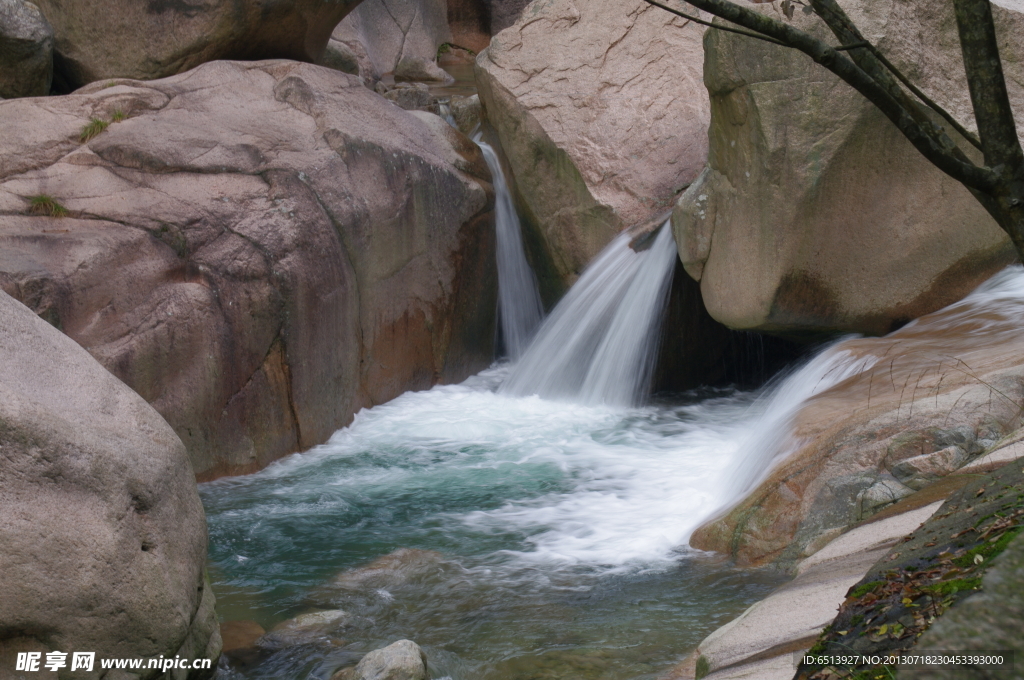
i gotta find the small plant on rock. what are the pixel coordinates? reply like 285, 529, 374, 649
28, 195, 69, 217
79, 117, 110, 143
112, 109, 127, 122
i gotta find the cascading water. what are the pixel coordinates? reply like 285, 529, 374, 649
473, 135, 544, 359
499, 223, 678, 407
200, 190, 1024, 680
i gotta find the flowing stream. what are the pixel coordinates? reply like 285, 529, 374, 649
200, 143, 1024, 680
201, 222, 880, 679
203, 366, 788, 680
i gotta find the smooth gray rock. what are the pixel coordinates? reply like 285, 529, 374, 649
32, 0, 361, 88
394, 55, 454, 83
332, 0, 451, 77
0, 0, 52, 98
348, 640, 429, 680
0, 290, 216, 677
673, 0, 1021, 335
321, 40, 362, 76
891, 446, 969, 490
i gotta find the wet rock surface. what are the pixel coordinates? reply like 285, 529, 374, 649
332, 639, 429, 680
691, 278, 1024, 566
0, 60, 497, 480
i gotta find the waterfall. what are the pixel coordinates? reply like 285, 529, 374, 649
726, 343, 878, 496
500, 223, 678, 407
473, 135, 545, 360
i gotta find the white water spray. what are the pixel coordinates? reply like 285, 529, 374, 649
474, 135, 544, 359
500, 223, 678, 407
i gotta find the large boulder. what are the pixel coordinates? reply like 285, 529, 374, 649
690, 272, 1024, 566
0, 60, 496, 481
330, 0, 451, 81
0, 290, 218, 676
0, 0, 53, 98
476, 0, 709, 286
673, 1, 1024, 336
33, 0, 361, 89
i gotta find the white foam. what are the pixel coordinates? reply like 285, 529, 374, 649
500, 223, 678, 407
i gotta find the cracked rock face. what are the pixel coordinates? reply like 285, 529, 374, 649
0, 289, 217, 678
673, 0, 1024, 336
476, 0, 709, 286
0, 0, 53, 98
0, 60, 496, 480
331, 0, 451, 81
33, 0, 362, 89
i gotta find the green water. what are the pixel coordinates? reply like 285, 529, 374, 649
201, 369, 787, 679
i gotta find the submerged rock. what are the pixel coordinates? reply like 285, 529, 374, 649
330, 549, 447, 591
33, 0, 361, 88
673, 0, 1024, 336
333, 640, 430, 680
0, 60, 497, 480
221, 621, 266, 653
0, 290, 217, 675
476, 0, 709, 286
0, 0, 53, 98
258, 610, 350, 648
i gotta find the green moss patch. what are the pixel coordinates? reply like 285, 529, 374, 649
795, 460, 1024, 680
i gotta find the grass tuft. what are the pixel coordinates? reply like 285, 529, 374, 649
28, 195, 69, 217
695, 655, 710, 680
112, 109, 127, 122
79, 117, 110, 143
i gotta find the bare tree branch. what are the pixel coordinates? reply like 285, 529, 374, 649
809, 0, 981, 150
643, 0, 999, 192
952, 0, 1024, 170
644, 0, 787, 46
862, 43, 982, 150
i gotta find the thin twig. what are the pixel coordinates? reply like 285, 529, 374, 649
862, 43, 983, 150
643, 0, 788, 46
